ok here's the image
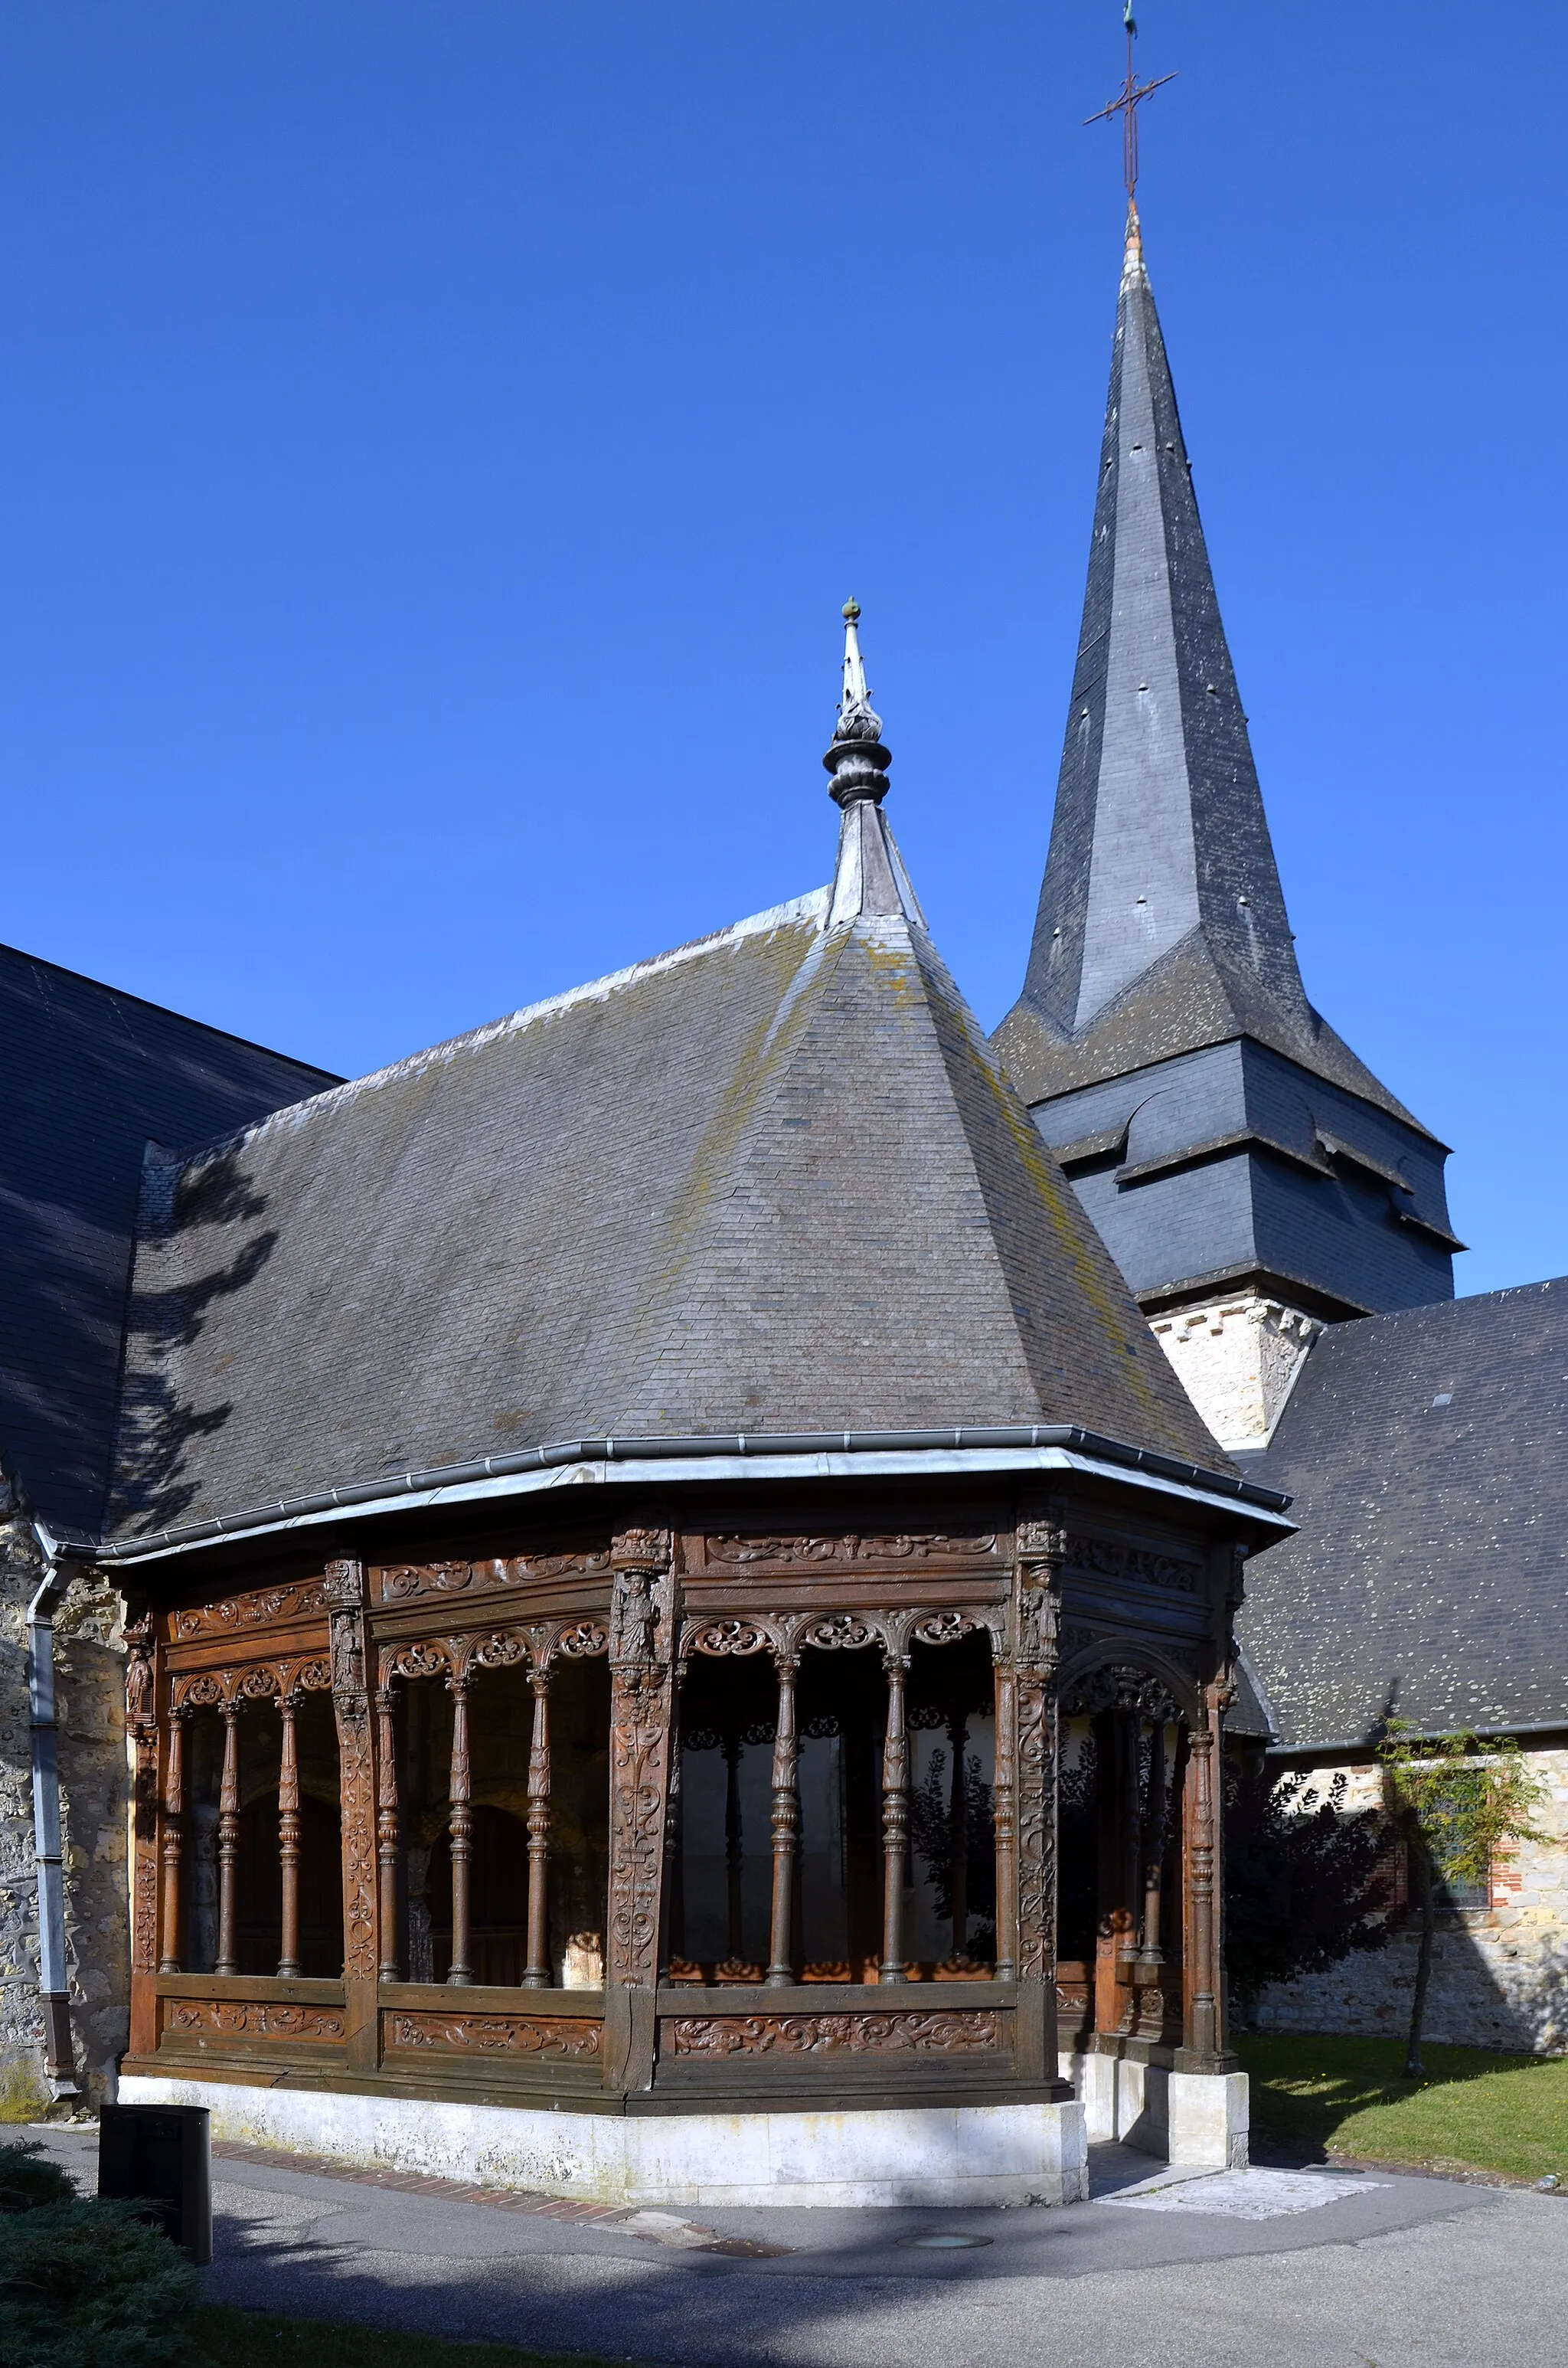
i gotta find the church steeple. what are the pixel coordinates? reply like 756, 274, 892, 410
992, 204, 1460, 1382
996, 207, 1420, 1127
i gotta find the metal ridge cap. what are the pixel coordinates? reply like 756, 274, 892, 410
74, 1424, 1289, 1563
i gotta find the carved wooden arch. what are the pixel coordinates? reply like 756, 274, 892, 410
679, 1608, 993, 1666
1056, 1639, 1201, 1729
172, 1657, 332, 1712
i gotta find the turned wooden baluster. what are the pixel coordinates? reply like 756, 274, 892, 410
766, 1654, 800, 1987
879, 1647, 910, 1984
276, 1693, 302, 1978
214, 1703, 240, 1977
375, 1686, 401, 1983
158, 1709, 187, 1975
446, 1673, 473, 1984
723, 1728, 744, 1959
523, 1665, 553, 1987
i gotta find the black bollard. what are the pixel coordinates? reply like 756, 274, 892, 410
97, 2101, 212, 2265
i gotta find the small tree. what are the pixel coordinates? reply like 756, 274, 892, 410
1225, 1759, 1392, 2016
1377, 1720, 1550, 2078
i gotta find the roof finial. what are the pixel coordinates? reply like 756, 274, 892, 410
824, 597, 891, 807
1085, 2, 1176, 207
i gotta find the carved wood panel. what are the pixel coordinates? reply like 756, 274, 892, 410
168, 1578, 331, 1640
689, 1532, 1002, 1577
375, 1549, 611, 1605
1063, 1539, 1201, 1596
606, 1532, 676, 1991
325, 1561, 380, 1984
665, 2010, 1008, 2056
162, 1999, 345, 2042
387, 2011, 602, 2059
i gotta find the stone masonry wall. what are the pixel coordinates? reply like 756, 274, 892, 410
0, 1513, 129, 2100
1152, 1292, 1321, 1453
1246, 1751, 1568, 2054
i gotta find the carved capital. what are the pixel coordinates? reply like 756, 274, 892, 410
611, 1526, 672, 1575
322, 1556, 367, 1610
1015, 1514, 1068, 1575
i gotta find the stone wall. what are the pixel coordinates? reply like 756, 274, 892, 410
1151, 1293, 1321, 1453
0, 1513, 129, 2100
1246, 1750, 1568, 2054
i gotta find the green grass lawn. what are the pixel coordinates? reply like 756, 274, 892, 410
188, 2307, 617, 2367
1236, 2034, 1568, 2183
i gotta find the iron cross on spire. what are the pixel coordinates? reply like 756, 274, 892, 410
1083, 4, 1176, 201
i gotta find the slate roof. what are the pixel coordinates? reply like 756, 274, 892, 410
0, 944, 338, 1536
105, 800, 1229, 1543
1237, 1280, 1568, 1747
994, 204, 1427, 1139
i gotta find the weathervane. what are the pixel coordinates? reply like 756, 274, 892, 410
1084, 2, 1176, 201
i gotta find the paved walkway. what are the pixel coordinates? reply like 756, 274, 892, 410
32, 2122, 1568, 2368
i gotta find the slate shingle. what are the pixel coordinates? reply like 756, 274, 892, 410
106, 886, 1227, 1542
1239, 1281, 1568, 1745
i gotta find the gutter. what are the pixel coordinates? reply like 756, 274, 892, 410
55, 1424, 1292, 1569
25, 1526, 79, 2097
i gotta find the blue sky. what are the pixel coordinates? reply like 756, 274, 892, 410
1, 3, 1561, 1297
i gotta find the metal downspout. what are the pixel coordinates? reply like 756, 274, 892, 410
26, 1532, 79, 2096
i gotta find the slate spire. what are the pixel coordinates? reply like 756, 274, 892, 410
995, 203, 1414, 1126
824, 600, 925, 928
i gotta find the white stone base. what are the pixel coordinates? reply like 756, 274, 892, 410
1060, 2053, 1248, 2170
1168, 2072, 1248, 2170
118, 2076, 1089, 2209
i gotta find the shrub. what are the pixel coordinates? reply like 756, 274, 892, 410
0, 2139, 78, 2212
0, 2196, 198, 2368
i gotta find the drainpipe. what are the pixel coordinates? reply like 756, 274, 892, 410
26, 1527, 80, 2097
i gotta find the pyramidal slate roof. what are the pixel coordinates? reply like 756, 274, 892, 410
104, 627, 1228, 1545
0, 944, 338, 1537
1237, 1280, 1568, 1748
994, 204, 1426, 1135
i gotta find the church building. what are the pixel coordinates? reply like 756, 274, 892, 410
995, 203, 1567, 2054
0, 186, 1561, 2197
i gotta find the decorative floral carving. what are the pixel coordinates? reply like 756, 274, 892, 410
464, 1630, 528, 1675
1062, 1666, 1181, 1722
550, 1620, 609, 1660
666, 2010, 1005, 2056
131, 1734, 159, 1974
911, 1612, 975, 1648
686, 1620, 771, 1657
171, 1578, 330, 1638
1067, 1538, 1200, 1596
704, 1533, 998, 1570
801, 1614, 877, 1652
389, 2012, 601, 2058
384, 1639, 454, 1683
176, 1673, 224, 1709
165, 1999, 344, 2040
377, 1549, 612, 1603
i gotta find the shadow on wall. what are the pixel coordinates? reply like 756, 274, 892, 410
1246, 1915, 1568, 2055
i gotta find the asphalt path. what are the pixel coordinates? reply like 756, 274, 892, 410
30, 2121, 1568, 2368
